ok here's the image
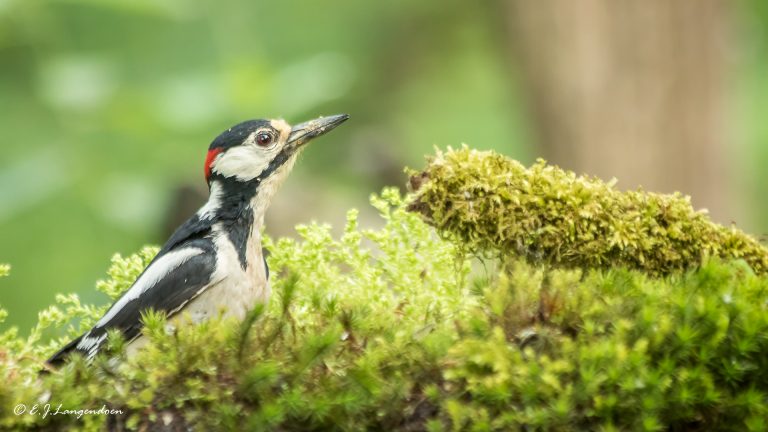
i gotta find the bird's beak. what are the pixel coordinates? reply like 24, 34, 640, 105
288, 114, 349, 147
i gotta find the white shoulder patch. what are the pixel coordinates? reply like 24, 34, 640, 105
95, 247, 205, 327
197, 181, 223, 220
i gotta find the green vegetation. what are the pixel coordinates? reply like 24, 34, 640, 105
408, 147, 768, 276
2, 150, 768, 430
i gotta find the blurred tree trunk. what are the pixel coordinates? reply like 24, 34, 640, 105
504, 0, 735, 223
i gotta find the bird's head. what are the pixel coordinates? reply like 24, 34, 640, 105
204, 114, 349, 185
200, 114, 348, 220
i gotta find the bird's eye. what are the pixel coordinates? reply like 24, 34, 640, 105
256, 131, 274, 146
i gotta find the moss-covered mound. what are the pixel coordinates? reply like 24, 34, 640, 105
408, 147, 768, 276
1, 163, 768, 430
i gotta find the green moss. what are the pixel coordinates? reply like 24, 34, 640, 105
407, 146, 768, 276
1, 156, 768, 430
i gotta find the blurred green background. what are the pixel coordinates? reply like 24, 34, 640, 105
1, 0, 767, 332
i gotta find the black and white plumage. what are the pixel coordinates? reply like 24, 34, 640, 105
47, 114, 349, 365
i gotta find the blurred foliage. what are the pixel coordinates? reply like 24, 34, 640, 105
2, 190, 768, 430
408, 147, 768, 276
0, 0, 528, 331
1, 0, 768, 344
739, 0, 768, 231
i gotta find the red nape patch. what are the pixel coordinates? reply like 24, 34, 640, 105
204, 148, 223, 181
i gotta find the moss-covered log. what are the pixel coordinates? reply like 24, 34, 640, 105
408, 146, 768, 276
2, 161, 768, 431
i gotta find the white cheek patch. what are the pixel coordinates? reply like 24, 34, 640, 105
211, 145, 278, 182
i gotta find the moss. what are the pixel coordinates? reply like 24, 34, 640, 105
1, 157, 768, 430
407, 146, 768, 276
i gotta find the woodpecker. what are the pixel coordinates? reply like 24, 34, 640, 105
47, 114, 349, 365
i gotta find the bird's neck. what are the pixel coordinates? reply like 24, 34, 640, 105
203, 153, 297, 270
208, 152, 297, 222
207, 176, 287, 234
204, 180, 264, 271
205, 153, 297, 236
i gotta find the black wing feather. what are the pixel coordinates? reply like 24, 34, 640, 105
100, 239, 217, 339
47, 234, 218, 365
262, 247, 270, 280
46, 334, 84, 367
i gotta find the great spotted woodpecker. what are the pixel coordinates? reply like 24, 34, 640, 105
47, 114, 349, 365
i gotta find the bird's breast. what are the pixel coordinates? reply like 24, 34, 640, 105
182, 224, 269, 323
124, 226, 267, 358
